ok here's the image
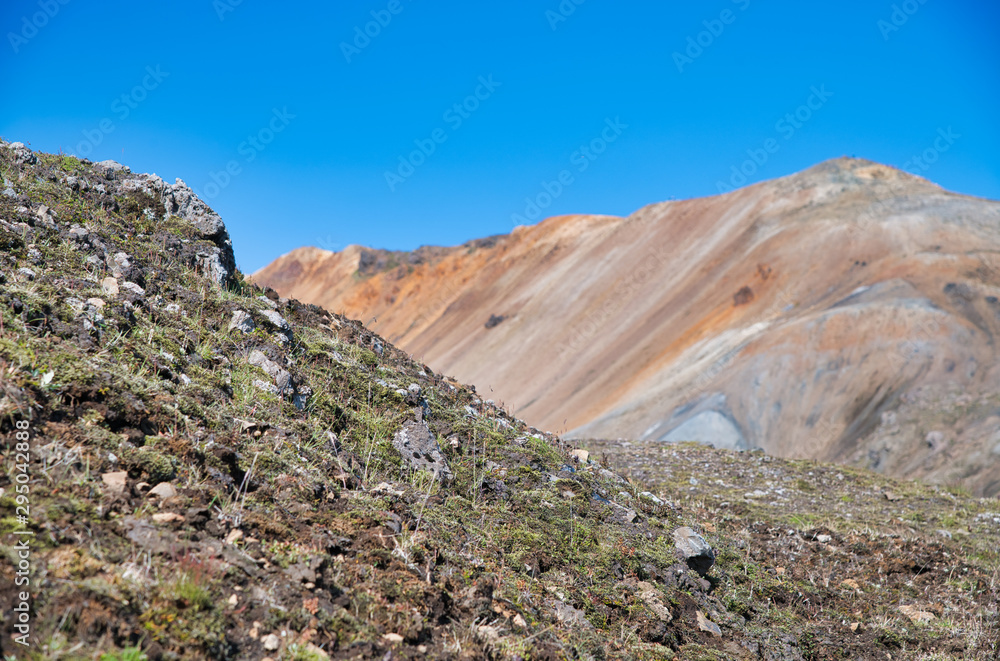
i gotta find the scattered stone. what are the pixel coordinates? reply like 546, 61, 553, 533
260, 309, 291, 333
697, 611, 722, 637
636, 581, 673, 622
883, 491, 902, 502
744, 489, 768, 499
17, 267, 36, 281
552, 600, 590, 627
816, 534, 832, 544
86, 297, 106, 310
850, 622, 861, 632
27, 247, 42, 264
673, 526, 715, 576
101, 277, 119, 296
102, 471, 128, 494
228, 594, 239, 607
229, 310, 255, 333
226, 529, 244, 545
121, 281, 145, 296
261, 633, 280, 651
383, 633, 404, 643
391, 416, 454, 483
163, 302, 182, 314
569, 449, 590, 463
152, 512, 184, 524
898, 604, 935, 623
248, 350, 292, 391
148, 482, 178, 499
7, 142, 37, 165
254, 379, 279, 396
407, 383, 421, 396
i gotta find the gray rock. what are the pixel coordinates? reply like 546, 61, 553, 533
392, 416, 453, 483
260, 309, 291, 333
696, 610, 722, 637
96, 159, 130, 177
6, 142, 37, 166
673, 526, 715, 576
253, 379, 279, 396
121, 282, 145, 297
17, 267, 36, 281
257, 295, 278, 309
228, 310, 255, 334
248, 350, 292, 391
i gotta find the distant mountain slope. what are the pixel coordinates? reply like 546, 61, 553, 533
254, 159, 1000, 496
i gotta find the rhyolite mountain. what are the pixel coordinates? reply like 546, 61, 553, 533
255, 158, 1000, 496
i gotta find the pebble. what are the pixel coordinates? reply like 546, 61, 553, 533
673, 526, 715, 576
148, 482, 178, 499
101, 277, 119, 296
261, 633, 280, 651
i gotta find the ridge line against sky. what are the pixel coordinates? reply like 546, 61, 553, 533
1, 0, 997, 272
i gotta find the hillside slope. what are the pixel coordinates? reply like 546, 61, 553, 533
1, 140, 999, 659
254, 159, 1000, 496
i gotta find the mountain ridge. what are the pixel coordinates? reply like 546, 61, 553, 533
255, 157, 1000, 496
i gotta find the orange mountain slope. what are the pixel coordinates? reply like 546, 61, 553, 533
254, 158, 1000, 495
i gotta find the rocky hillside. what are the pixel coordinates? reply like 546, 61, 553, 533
254, 159, 1000, 496
0, 140, 998, 660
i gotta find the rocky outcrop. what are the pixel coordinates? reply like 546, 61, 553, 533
255, 158, 1000, 495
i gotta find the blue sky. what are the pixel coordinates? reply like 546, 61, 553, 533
2, 0, 998, 273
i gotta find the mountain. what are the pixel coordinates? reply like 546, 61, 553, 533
3, 139, 998, 660
254, 158, 1000, 496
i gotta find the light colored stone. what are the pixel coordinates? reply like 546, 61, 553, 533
261, 633, 280, 651
382, 633, 404, 643
697, 610, 722, 637
229, 310, 255, 333
569, 449, 589, 463
147, 482, 178, 499
102, 471, 128, 494
120, 281, 145, 296
898, 604, 935, 623
260, 309, 291, 332
226, 529, 244, 545
101, 277, 119, 296
152, 512, 184, 524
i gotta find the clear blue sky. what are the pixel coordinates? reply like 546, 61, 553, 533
2, 0, 998, 273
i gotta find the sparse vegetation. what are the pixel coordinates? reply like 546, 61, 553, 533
0, 139, 997, 659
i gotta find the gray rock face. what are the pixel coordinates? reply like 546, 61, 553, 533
260, 309, 291, 333
248, 350, 292, 392
392, 417, 453, 483
229, 310, 256, 334
6, 142, 37, 166
672, 526, 715, 576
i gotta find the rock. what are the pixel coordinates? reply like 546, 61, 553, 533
102, 471, 128, 494
552, 600, 590, 626
121, 281, 145, 296
101, 277, 119, 296
254, 379, 279, 396
391, 416, 454, 483
636, 581, 673, 622
248, 350, 292, 391
96, 159, 129, 176
925, 430, 945, 450
229, 310, 255, 333
257, 295, 278, 309
152, 512, 184, 524
841, 578, 860, 591
34, 205, 58, 229
569, 449, 589, 463
86, 297, 106, 310
27, 247, 42, 264
68, 225, 88, 241
673, 526, 715, 576
226, 529, 244, 545
6, 142, 37, 165
261, 633, 280, 651
816, 534, 832, 544
382, 633, 404, 644
898, 604, 935, 623
883, 491, 902, 502
148, 482, 178, 499
407, 383, 421, 396
17, 267, 36, 281
260, 309, 291, 333
696, 610, 722, 637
